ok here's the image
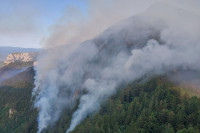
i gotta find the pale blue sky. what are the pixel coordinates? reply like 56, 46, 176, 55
0, 0, 88, 48
0, 0, 167, 48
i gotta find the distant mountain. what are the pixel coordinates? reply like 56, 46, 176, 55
0, 46, 40, 61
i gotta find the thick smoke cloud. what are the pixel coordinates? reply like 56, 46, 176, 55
33, 1, 200, 133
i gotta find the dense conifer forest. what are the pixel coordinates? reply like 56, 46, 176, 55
1, 70, 199, 133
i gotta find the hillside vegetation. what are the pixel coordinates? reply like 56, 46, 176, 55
0, 67, 37, 133
0, 67, 200, 133
43, 76, 200, 133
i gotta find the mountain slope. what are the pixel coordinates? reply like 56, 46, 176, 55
0, 64, 200, 133
0, 61, 34, 87
41, 76, 200, 133
0, 67, 37, 133
0, 2, 200, 133
33, 2, 200, 132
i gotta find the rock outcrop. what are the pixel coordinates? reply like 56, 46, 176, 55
4, 52, 37, 66
9, 108, 16, 118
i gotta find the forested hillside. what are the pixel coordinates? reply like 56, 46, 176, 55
40, 76, 200, 133
1, 70, 200, 133
1, 72, 200, 133
0, 57, 199, 133
0, 67, 38, 133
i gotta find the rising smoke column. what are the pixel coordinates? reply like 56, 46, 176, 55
33, 1, 200, 133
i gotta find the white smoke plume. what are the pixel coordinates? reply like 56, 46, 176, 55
33, 1, 200, 133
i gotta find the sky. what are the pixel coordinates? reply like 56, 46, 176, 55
0, 0, 158, 48
0, 0, 199, 48
0, 0, 87, 48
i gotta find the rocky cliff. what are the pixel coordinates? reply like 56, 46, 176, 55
4, 52, 37, 66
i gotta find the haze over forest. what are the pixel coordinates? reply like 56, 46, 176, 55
0, 0, 200, 133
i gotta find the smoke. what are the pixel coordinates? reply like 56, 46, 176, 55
170, 70, 200, 91
0, 68, 27, 84
42, 0, 157, 48
33, 1, 200, 133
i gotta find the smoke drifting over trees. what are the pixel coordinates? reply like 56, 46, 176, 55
32, 1, 200, 133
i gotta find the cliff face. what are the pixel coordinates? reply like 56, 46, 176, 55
4, 52, 37, 66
